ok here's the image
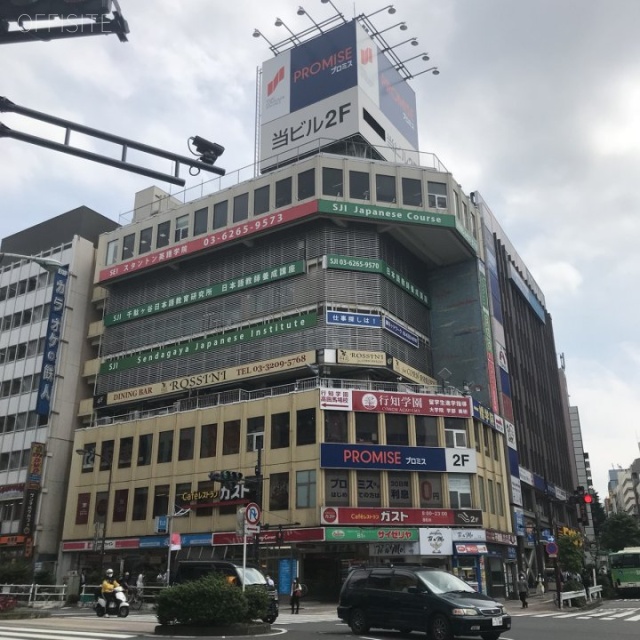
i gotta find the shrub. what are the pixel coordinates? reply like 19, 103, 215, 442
66, 593, 80, 606
0, 559, 32, 585
244, 585, 270, 620
155, 574, 248, 627
562, 579, 586, 607
0, 595, 18, 612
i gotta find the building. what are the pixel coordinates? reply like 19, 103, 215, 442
58, 10, 575, 598
0, 207, 118, 574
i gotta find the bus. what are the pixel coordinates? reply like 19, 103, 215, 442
609, 547, 640, 594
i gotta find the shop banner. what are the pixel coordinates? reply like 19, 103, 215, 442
324, 527, 418, 542
370, 541, 418, 556
455, 543, 488, 554
419, 527, 454, 555
321, 506, 482, 527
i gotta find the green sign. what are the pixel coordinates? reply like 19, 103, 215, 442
101, 312, 317, 374
104, 260, 305, 326
326, 255, 429, 306
319, 199, 457, 229
324, 527, 419, 542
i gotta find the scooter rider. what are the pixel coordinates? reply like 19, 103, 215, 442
101, 568, 120, 609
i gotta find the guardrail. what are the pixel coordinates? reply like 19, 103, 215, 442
558, 584, 603, 608
0, 584, 68, 607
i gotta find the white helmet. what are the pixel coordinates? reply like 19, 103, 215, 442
106, 568, 114, 577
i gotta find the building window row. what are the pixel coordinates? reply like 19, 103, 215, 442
0, 373, 41, 402
0, 410, 45, 434
0, 337, 45, 365
105, 163, 475, 267
0, 303, 50, 334
0, 448, 32, 472
0, 271, 50, 303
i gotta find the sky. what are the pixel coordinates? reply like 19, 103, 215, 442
2, 0, 639, 498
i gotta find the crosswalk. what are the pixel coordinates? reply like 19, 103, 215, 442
0, 627, 135, 640
511, 607, 640, 622
276, 611, 340, 624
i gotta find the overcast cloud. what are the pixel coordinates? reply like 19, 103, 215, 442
3, 0, 639, 497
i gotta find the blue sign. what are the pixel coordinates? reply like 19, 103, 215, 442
278, 558, 298, 596
514, 510, 526, 537
36, 268, 68, 416
383, 317, 419, 348
155, 515, 168, 534
377, 50, 419, 148
139, 536, 168, 549
182, 533, 213, 547
290, 21, 358, 113
326, 310, 381, 327
321, 442, 447, 472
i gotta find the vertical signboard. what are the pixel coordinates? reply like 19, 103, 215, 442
21, 442, 45, 546
36, 268, 68, 416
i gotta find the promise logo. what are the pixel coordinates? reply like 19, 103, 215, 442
267, 66, 285, 96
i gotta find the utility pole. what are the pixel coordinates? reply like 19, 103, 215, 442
253, 446, 263, 563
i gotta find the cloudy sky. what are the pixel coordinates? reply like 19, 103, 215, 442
2, 0, 638, 497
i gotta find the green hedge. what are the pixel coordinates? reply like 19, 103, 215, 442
155, 574, 269, 627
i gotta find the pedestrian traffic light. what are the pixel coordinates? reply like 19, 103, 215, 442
583, 492, 594, 504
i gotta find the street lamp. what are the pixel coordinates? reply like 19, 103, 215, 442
0, 252, 64, 273
76, 447, 113, 571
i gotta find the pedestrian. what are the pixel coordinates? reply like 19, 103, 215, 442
79, 569, 87, 594
517, 573, 529, 608
136, 571, 145, 595
290, 577, 302, 614
266, 574, 275, 588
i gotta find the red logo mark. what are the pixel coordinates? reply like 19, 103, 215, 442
360, 48, 373, 65
323, 507, 338, 523
267, 66, 285, 96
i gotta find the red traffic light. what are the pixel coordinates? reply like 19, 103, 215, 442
583, 493, 593, 504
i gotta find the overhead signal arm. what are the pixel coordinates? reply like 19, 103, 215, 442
0, 96, 226, 187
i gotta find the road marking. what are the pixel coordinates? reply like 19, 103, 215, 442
0, 628, 134, 640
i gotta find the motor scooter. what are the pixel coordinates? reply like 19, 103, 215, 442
95, 585, 130, 618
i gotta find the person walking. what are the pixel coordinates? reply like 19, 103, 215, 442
290, 577, 302, 614
517, 573, 529, 608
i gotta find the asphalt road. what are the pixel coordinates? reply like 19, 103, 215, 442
2, 599, 640, 640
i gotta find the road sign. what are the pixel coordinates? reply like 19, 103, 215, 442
546, 541, 559, 557
245, 502, 261, 525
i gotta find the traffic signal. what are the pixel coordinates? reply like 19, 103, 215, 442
575, 486, 594, 504
0, 1, 113, 22
209, 470, 244, 487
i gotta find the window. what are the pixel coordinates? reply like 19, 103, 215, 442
478, 477, 486, 511
453, 191, 460, 218
401, 177, 422, 206
269, 472, 289, 511
200, 423, 217, 458
427, 181, 447, 209
385, 414, 408, 445
113, 489, 128, 522
493, 430, 500, 461
157, 221, 170, 248
357, 471, 381, 507
271, 412, 290, 449
449, 474, 472, 509
196, 480, 214, 517
324, 411, 348, 442
175, 215, 189, 242
213, 200, 228, 229
275, 177, 292, 208
296, 469, 316, 508
95, 491, 107, 526
355, 412, 378, 443
325, 470, 349, 506
139, 227, 153, 254
106, 240, 119, 265
118, 437, 133, 469
483, 426, 491, 457
193, 207, 208, 235
132, 487, 148, 520
246, 416, 265, 452
137, 433, 152, 466
389, 472, 411, 507
322, 167, 343, 197
298, 168, 315, 200
178, 427, 195, 461
100, 441, 114, 470
393, 571, 419, 593
222, 419, 240, 455
152, 485, 169, 518
415, 415, 439, 447
444, 418, 467, 448
496, 481, 505, 516
418, 472, 443, 507
487, 478, 496, 514
474, 421, 481, 452
175, 482, 192, 512
349, 170, 370, 200
233, 193, 249, 222
376, 174, 396, 203
157, 430, 174, 464
254, 185, 270, 215
122, 234, 135, 260
296, 408, 316, 446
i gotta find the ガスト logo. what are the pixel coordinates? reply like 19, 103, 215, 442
267, 66, 285, 96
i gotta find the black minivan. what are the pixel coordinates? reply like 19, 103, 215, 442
337, 566, 511, 640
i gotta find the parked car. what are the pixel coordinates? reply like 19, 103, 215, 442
337, 565, 511, 640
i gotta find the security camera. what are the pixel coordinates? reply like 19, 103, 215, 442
192, 136, 225, 163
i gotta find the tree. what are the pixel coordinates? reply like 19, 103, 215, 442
599, 513, 640, 552
590, 492, 607, 536
558, 532, 585, 574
